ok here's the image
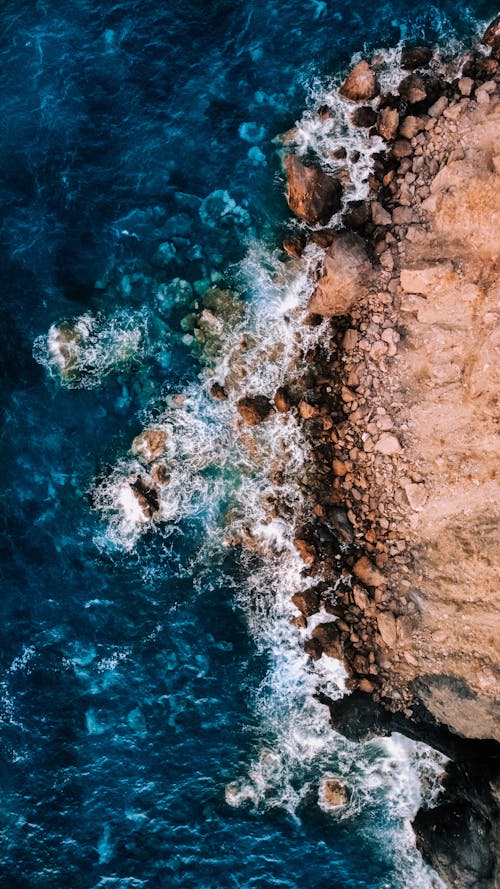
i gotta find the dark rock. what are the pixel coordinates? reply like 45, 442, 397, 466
351, 106, 378, 128
236, 395, 273, 426
401, 45, 433, 70
304, 638, 323, 660
482, 15, 500, 60
130, 476, 160, 519
282, 232, 307, 257
292, 588, 320, 617
342, 200, 370, 230
339, 61, 379, 102
398, 74, 427, 104
308, 229, 336, 248
392, 138, 412, 159
210, 381, 228, 400
274, 386, 290, 413
316, 103, 331, 120
332, 146, 347, 160
311, 622, 343, 658
284, 154, 343, 225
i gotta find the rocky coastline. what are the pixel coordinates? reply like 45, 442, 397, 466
276, 16, 500, 888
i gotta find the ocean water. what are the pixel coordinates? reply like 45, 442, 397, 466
0, 1, 497, 887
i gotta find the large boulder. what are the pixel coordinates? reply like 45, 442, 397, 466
130, 475, 160, 519
401, 45, 433, 70
398, 74, 427, 104
308, 233, 372, 316
284, 154, 342, 225
377, 106, 399, 140
339, 61, 379, 102
131, 428, 168, 463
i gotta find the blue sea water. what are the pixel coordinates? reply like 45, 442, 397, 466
0, 1, 497, 887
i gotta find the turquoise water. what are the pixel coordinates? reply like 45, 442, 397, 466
0, 2, 496, 886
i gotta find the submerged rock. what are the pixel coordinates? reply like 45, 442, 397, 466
308, 233, 372, 316
284, 154, 342, 225
339, 61, 378, 102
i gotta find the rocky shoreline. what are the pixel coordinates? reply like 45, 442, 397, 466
276, 16, 500, 888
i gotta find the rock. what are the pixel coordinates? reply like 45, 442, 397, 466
308, 233, 372, 316
428, 95, 449, 118
210, 381, 228, 400
131, 428, 168, 463
274, 387, 290, 413
398, 74, 427, 104
304, 638, 323, 660
284, 154, 343, 225
339, 61, 378, 102
332, 459, 348, 477
358, 678, 376, 693
398, 115, 423, 139
294, 538, 317, 566
292, 589, 320, 617
282, 232, 306, 257
375, 433, 401, 455
299, 401, 320, 419
321, 777, 350, 808
151, 462, 170, 485
400, 261, 454, 294
353, 556, 385, 588
342, 328, 358, 351
404, 482, 427, 511
376, 611, 397, 646
236, 395, 273, 426
371, 201, 392, 225
392, 206, 413, 225
130, 475, 160, 519
351, 106, 378, 128
392, 138, 412, 159
342, 200, 370, 229
377, 106, 399, 140
482, 14, 500, 58
401, 46, 433, 70
311, 622, 343, 658
309, 228, 336, 248
458, 76, 474, 97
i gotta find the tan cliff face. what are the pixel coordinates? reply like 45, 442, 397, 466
282, 61, 500, 743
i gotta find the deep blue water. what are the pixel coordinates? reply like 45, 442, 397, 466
0, 1, 497, 887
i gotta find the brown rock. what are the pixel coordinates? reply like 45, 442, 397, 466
283, 232, 306, 257
236, 395, 273, 426
304, 638, 323, 660
482, 14, 500, 58
299, 401, 320, 419
274, 387, 290, 413
353, 555, 385, 587
375, 433, 401, 455
401, 46, 433, 70
392, 206, 413, 225
312, 622, 343, 658
428, 95, 448, 118
376, 611, 397, 647
294, 538, 317, 566
332, 459, 348, 477
458, 76, 474, 97
210, 381, 228, 400
130, 475, 160, 519
358, 678, 376, 693
322, 777, 350, 808
131, 428, 168, 463
400, 261, 454, 294
392, 138, 412, 159
151, 462, 171, 485
342, 201, 370, 230
399, 115, 423, 139
309, 228, 336, 248
292, 589, 320, 617
342, 328, 358, 351
377, 106, 399, 141
351, 106, 378, 128
339, 61, 378, 102
284, 154, 342, 225
398, 74, 427, 104
308, 233, 372, 316
371, 201, 392, 226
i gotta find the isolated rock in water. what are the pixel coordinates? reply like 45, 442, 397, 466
339, 61, 378, 102
377, 106, 399, 140
353, 555, 385, 588
309, 233, 372, 316
47, 322, 83, 378
284, 155, 342, 225
398, 74, 427, 104
321, 777, 350, 809
482, 14, 500, 58
401, 45, 433, 70
130, 476, 160, 519
236, 395, 273, 426
131, 428, 168, 463
274, 386, 290, 413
